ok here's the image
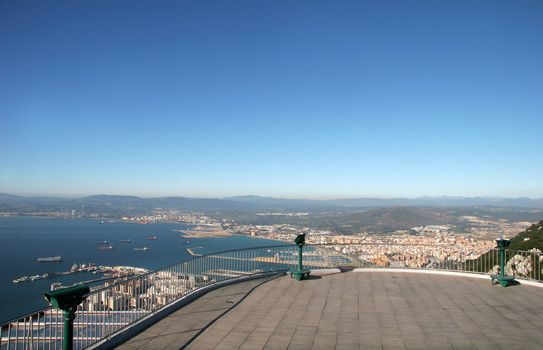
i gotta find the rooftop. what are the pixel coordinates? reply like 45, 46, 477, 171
114, 271, 543, 350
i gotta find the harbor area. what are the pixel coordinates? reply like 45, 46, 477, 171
12, 263, 149, 289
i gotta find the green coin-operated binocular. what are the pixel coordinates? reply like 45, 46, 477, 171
291, 234, 310, 280
490, 238, 516, 287
44, 285, 90, 311
294, 233, 306, 247
45, 285, 90, 350
495, 238, 511, 250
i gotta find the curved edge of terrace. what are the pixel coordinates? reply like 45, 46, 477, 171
87, 272, 283, 350
108, 268, 543, 350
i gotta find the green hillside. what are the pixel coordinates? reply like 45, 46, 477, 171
508, 221, 543, 251
463, 221, 542, 279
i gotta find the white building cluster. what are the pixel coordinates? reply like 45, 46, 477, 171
85, 272, 210, 312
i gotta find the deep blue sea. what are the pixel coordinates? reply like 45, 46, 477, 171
0, 217, 283, 323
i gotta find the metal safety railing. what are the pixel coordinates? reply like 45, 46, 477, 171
1, 243, 541, 349
315, 243, 542, 281
0, 244, 334, 350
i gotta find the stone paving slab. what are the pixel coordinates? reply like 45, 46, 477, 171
113, 276, 277, 350
187, 272, 543, 350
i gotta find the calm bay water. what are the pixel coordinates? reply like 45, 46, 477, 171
0, 217, 283, 323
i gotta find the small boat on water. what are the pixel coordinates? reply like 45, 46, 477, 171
133, 247, 149, 251
14, 273, 49, 283
96, 241, 109, 245
99, 245, 113, 250
50, 282, 63, 290
118, 239, 132, 243
13, 276, 30, 283
37, 256, 63, 262
148, 236, 157, 240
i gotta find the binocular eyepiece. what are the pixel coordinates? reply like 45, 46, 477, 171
44, 285, 90, 311
295, 233, 306, 247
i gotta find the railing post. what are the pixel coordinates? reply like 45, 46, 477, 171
298, 244, 303, 272
62, 309, 76, 350
499, 244, 506, 279
44, 285, 90, 350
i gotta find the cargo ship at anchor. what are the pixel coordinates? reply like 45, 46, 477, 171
133, 247, 149, 251
36, 256, 63, 262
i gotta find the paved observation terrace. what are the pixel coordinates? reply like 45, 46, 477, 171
114, 271, 543, 350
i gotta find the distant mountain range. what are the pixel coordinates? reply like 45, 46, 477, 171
225, 195, 543, 209
1, 193, 543, 214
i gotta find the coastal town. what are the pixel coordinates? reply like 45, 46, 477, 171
121, 210, 533, 269
7, 210, 536, 294
65, 212, 537, 317
24, 213, 536, 317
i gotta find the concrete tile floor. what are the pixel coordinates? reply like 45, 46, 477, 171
114, 271, 543, 350
114, 277, 276, 350
188, 272, 543, 350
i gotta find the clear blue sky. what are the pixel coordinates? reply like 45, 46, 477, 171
1, 0, 542, 198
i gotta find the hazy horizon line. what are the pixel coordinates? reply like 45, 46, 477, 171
2, 191, 543, 201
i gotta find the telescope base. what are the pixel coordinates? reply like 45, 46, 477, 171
290, 269, 311, 281
490, 274, 516, 287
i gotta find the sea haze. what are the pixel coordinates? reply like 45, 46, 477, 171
0, 217, 283, 323
1, 193, 543, 214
